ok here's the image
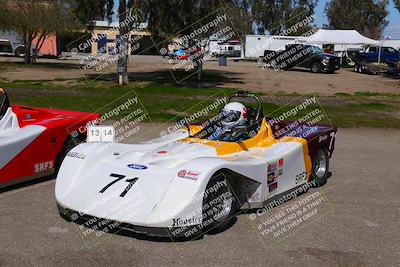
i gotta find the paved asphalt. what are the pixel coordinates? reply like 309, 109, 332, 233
0, 128, 399, 267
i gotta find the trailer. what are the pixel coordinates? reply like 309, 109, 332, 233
354, 61, 400, 75
244, 35, 308, 58
209, 40, 242, 58
351, 46, 400, 75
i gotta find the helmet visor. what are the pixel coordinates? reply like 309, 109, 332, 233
221, 109, 241, 124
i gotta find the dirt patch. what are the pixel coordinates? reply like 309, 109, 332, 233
1, 55, 399, 96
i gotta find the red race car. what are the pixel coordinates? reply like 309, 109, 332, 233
0, 88, 99, 188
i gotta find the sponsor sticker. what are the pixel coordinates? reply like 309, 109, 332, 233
34, 161, 54, 173
157, 150, 168, 154
267, 172, 275, 184
319, 135, 328, 142
66, 151, 86, 159
127, 164, 148, 170
268, 182, 278, 192
279, 158, 284, 167
178, 170, 200, 181
267, 162, 278, 172
172, 216, 202, 227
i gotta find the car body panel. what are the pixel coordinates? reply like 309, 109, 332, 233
0, 103, 99, 187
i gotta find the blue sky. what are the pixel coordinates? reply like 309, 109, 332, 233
113, 0, 400, 38
314, 0, 400, 38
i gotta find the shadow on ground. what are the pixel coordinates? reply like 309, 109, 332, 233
84, 69, 245, 87
0, 61, 81, 70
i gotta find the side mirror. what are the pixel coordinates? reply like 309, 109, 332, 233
0, 88, 11, 120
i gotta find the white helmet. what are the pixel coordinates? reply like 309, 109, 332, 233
220, 102, 247, 128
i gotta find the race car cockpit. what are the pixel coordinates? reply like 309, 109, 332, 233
190, 92, 264, 142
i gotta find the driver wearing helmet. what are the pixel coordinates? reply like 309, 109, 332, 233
208, 102, 248, 142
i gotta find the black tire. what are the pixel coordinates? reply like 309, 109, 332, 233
202, 172, 237, 234
14, 46, 25, 57
311, 62, 322, 73
311, 147, 329, 187
55, 137, 84, 173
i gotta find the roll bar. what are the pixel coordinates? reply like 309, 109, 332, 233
228, 91, 263, 121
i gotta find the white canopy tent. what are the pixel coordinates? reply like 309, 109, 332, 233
301, 29, 381, 63
302, 29, 379, 46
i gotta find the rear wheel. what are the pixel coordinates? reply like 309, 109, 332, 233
311, 147, 329, 186
311, 62, 321, 73
202, 173, 237, 233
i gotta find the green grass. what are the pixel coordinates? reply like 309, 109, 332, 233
1, 80, 400, 128
0, 62, 80, 70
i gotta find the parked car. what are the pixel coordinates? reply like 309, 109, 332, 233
358, 46, 400, 63
0, 38, 25, 57
170, 49, 188, 60
262, 44, 341, 73
0, 88, 99, 188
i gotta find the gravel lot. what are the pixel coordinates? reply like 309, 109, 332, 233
1, 55, 399, 95
1, 127, 399, 267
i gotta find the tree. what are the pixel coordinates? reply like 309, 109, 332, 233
251, 0, 318, 35
325, 0, 389, 39
117, 0, 128, 85
73, 0, 140, 85
395, 0, 400, 11
226, 0, 253, 37
137, 0, 232, 81
73, 0, 114, 23
0, 0, 80, 64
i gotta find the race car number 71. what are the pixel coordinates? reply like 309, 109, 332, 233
100, 173, 138, 197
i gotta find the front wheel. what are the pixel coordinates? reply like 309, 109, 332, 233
311, 147, 329, 186
15, 46, 25, 57
55, 137, 84, 173
202, 173, 237, 233
311, 62, 322, 73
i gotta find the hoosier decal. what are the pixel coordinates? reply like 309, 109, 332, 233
172, 216, 202, 227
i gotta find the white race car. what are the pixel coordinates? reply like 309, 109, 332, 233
55, 92, 337, 237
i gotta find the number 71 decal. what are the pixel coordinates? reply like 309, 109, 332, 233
100, 173, 139, 197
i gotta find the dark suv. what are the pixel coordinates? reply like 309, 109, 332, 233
262, 44, 341, 73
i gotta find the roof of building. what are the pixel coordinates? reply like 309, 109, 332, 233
92, 20, 148, 30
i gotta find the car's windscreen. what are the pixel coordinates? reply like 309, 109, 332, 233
0, 89, 10, 120
191, 112, 229, 139
311, 46, 323, 54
